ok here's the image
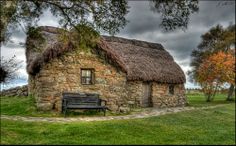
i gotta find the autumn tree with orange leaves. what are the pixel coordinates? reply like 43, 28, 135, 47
189, 24, 235, 101
196, 51, 235, 102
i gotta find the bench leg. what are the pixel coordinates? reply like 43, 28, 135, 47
64, 108, 67, 118
103, 108, 106, 116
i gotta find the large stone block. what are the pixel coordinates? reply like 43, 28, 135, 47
37, 103, 53, 111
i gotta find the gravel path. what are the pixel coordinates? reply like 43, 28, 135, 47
0, 104, 227, 123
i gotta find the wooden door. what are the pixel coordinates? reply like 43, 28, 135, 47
141, 82, 152, 107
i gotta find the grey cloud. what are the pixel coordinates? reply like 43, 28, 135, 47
190, 1, 235, 28
1, 1, 235, 88
37, 9, 61, 27
121, 28, 202, 64
162, 33, 201, 59
120, 1, 162, 36
10, 32, 26, 44
120, 1, 235, 37
4, 42, 25, 49
178, 59, 191, 67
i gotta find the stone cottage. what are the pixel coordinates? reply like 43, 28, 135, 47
26, 26, 186, 112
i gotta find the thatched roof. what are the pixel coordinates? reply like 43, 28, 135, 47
26, 26, 185, 84
26, 26, 74, 75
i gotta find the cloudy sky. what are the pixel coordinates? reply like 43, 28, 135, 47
1, 0, 235, 89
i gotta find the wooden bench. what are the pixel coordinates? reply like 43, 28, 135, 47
62, 92, 108, 117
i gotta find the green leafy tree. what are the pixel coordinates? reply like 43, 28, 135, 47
189, 25, 225, 80
0, 56, 22, 84
149, 0, 199, 31
0, 0, 129, 43
1, 0, 201, 43
215, 24, 236, 101
189, 24, 235, 101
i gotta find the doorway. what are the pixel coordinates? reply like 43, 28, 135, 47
141, 82, 152, 107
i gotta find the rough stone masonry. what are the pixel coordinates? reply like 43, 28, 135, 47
25, 26, 187, 113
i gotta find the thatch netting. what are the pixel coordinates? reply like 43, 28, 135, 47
26, 26, 185, 83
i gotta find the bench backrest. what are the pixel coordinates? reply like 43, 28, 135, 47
62, 92, 101, 106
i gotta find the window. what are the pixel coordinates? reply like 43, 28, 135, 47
169, 85, 174, 95
81, 69, 94, 85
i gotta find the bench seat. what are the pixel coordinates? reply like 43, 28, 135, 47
66, 105, 107, 109
62, 92, 108, 117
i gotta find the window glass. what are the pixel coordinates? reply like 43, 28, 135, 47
81, 69, 94, 85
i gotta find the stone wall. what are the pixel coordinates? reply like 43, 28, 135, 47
28, 50, 143, 112
28, 49, 186, 112
126, 81, 143, 107
0, 85, 28, 97
152, 83, 186, 108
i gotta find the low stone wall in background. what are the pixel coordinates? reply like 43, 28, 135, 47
0, 85, 28, 97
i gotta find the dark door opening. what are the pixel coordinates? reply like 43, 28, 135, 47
141, 82, 152, 107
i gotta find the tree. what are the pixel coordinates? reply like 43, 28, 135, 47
0, 56, 22, 84
196, 51, 235, 101
215, 24, 235, 51
149, 0, 199, 31
214, 24, 236, 101
189, 25, 224, 83
0, 0, 201, 44
0, 0, 129, 43
189, 24, 235, 100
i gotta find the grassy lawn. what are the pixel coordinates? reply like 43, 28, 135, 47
0, 96, 128, 117
1, 93, 235, 144
0, 96, 58, 117
1, 103, 235, 144
187, 93, 235, 107
0, 93, 235, 117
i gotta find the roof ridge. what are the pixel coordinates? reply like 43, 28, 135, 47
102, 35, 164, 50
34, 26, 164, 50
38, 26, 63, 34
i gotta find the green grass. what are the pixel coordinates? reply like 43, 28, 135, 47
0, 93, 235, 144
187, 93, 235, 107
0, 96, 129, 117
1, 104, 235, 145
1, 93, 234, 117
0, 96, 58, 117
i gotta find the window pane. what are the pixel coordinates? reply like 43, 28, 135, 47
82, 70, 86, 76
82, 70, 91, 77
86, 78, 91, 84
86, 70, 91, 77
81, 69, 94, 85
81, 77, 86, 84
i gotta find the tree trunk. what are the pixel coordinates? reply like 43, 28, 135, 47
206, 98, 211, 102
226, 84, 235, 101
206, 94, 212, 102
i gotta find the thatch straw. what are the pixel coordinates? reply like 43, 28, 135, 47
99, 36, 186, 83
26, 26, 74, 75
26, 26, 185, 83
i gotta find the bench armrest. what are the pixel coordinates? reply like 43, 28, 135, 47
100, 99, 107, 106
62, 99, 68, 107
